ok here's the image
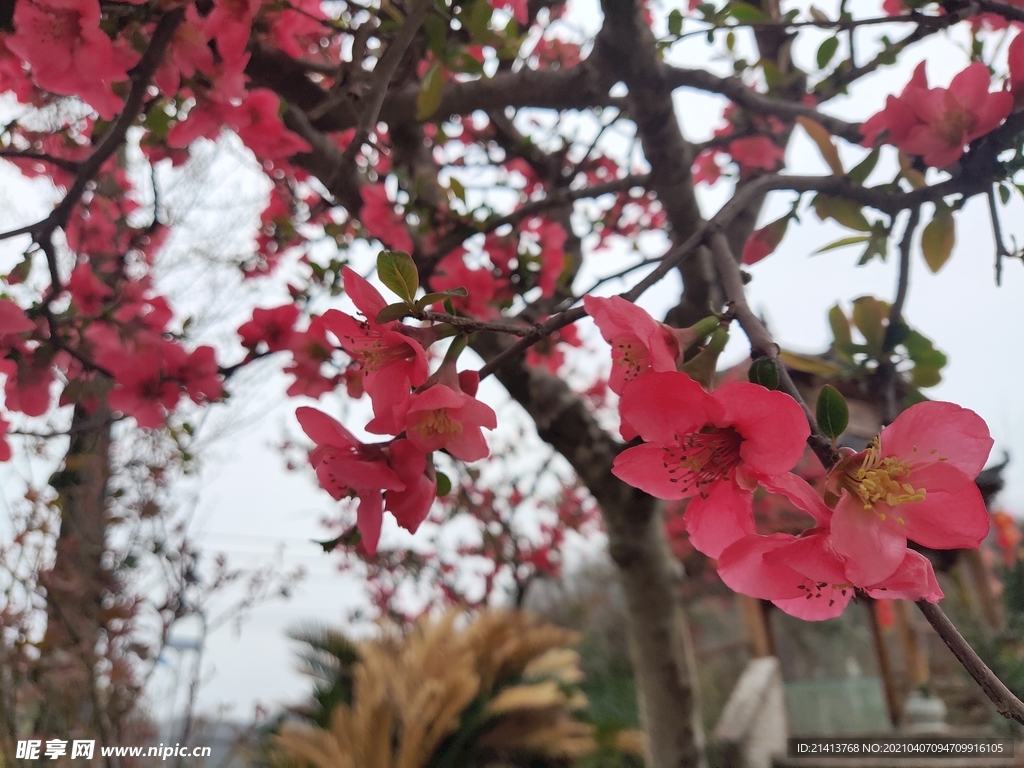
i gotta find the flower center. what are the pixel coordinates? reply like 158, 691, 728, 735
411, 408, 462, 443
661, 426, 742, 496
934, 107, 974, 148
611, 336, 649, 382
845, 438, 926, 514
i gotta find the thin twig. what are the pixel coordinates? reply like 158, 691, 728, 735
707, 230, 841, 469
885, 205, 920, 346
917, 600, 1024, 725
987, 186, 1010, 286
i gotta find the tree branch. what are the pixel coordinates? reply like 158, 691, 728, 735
917, 599, 1024, 725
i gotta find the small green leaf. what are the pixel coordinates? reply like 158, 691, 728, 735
828, 304, 852, 348
376, 302, 415, 323
852, 296, 887, 354
668, 8, 683, 35
747, 357, 779, 390
813, 235, 870, 254
729, 1, 766, 23
797, 116, 843, 175
910, 365, 942, 388
920, 202, 955, 273
468, 0, 493, 40
449, 176, 466, 202
436, 471, 452, 497
377, 250, 419, 302
315, 526, 362, 553
418, 288, 468, 309
813, 194, 871, 231
816, 35, 839, 70
999, 183, 1011, 205
816, 384, 849, 441
417, 61, 445, 120
848, 147, 880, 184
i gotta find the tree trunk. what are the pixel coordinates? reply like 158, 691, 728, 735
38, 403, 113, 742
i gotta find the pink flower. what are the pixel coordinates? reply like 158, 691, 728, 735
360, 184, 414, 254
0, 413, 10, 462
583, 295, 679, 395
0, 299, 35, 337
742, 218, 788, 265
7, 0, 139, 119
430, 251, 509, 320
402, 363, 496, 462
204, 0, 259, 64
728, 136, 785, 174
385, 438, 436, 533
861, 62, 1012, 168
67, 264, 113, 317
1009, 32, 1024, 108
155, 5, 215, 96
106, 349, 180, 428
296, 406, 406, 554
322, 268, 429, 434
230, 89, 311, 160
237, 304, 300, 352
826, 401, 992, 585
612, 371, 810, 558
718, 530, 943, 621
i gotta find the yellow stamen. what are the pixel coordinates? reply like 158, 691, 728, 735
844, 437, 926, 512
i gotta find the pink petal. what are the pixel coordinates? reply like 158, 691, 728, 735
948, 62, 992, 112
711, 383, 809, 477
342, 266, 388, 321
297, 406, 359, 448
356, 490, 385, 554
830, 493, 907, 585
899, 476, 990, 550
618, 371, 714, 445
718, 533, 806, 600
773, 589, 851, 620
447, 425, 490, 462
684, 480, 755, 558
764, 531, 848, 586
759, 472, 832, 526
865, 550, 942, 602
612, 442, 689, 500
881, 401, 992, 476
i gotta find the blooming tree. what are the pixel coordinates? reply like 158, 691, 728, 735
3, 0, 1024, 763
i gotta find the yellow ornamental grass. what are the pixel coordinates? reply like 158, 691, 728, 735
272, 609, 597, 768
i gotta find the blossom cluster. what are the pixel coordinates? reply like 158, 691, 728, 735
283, 268, 497, 554
586, 297, 993, 620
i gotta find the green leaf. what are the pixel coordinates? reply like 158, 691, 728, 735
910, 365, 942, 388
797, 116, 843, 175
376, 302, 415, 323
468, 0, 493, 41
848, 147, 880, 184
436, 471, 452, 497
747, 357, 779, 390
315, 527, 361, 553
813, 194, 871, 231
999, 183, 1011, 205
668, 8, 683, 35
377, 250, 419, 302
813, 235, 870, 254
816, 35, 839, 70
828, 304, 852, 348
449, 176, 466, 202
816, 384, 849, 441
417, 61, 445, 120
418, 288, 468, 309
729, 1, 765, 23
851, 296, 887, 354
920, 202, 955, 273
